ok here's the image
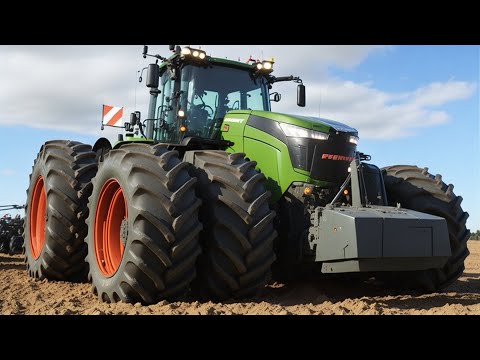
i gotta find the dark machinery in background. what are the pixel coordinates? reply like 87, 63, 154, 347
0, 205, 25, 255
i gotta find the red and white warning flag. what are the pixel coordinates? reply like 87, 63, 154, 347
102, 105, 124, 127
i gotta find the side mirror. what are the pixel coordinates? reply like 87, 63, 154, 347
146, 64, 160, 88
143, 45, 148, 59
130, 113, 137, 126
297, 84, 306, 107
129, 111, 141, 128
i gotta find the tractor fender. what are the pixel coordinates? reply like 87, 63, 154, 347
93, 137, 112, 162
93, 137, 112, 154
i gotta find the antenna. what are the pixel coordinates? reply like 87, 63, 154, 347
101, 104, 104, 131
135, 69, 138, 110
135, 66, 148, 111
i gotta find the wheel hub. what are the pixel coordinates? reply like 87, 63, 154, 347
94, 179, 127, 277
29, 176, 47, 259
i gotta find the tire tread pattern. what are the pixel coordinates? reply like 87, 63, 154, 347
191, 151, 277, 301
85, 144, 202, 304
382, 165, 470, 291
24, 140, 97, 281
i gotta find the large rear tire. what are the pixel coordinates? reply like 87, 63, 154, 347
189, 151, 277, 301
24, 140, 97, 281
85, 144, 202, 304
382, 165, 470, 292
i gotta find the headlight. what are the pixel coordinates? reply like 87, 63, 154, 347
349, 135, 359, 145
181, 47, 191, 55
279, 123, 329, 140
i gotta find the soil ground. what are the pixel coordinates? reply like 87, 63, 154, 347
1, 242, 479, 315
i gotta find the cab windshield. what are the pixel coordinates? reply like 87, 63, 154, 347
155, 63, 270, 142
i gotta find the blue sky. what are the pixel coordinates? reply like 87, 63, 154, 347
0, 45, 478, 231
334, 46, 479, 232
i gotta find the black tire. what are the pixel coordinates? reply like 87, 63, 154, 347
190, 151, 277, 301
85, 144, 202, 304
9, 235, 23, 255
0, 237, 8, 254
381, 165, 470, 292
24, 140, 97, 281
272, 193, 311, 281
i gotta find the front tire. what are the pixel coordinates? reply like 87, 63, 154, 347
382, 165, 470, 292
190, 151, 277, 301
24, 140, 97, 281
85, 144, 202, 304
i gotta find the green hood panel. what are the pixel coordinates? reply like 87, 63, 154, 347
233, 110, 358, 135
290, 114, 358, 135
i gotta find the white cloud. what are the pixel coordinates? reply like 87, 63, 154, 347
410, 81, 476, 107
272, 79, 476, 139
0, 45, 475, 142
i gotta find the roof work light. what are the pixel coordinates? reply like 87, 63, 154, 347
252, 58, 275, 74
181, 47, 207, 61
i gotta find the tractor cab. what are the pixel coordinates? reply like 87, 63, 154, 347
141, 46, 305, 145
155, 58, 271, 142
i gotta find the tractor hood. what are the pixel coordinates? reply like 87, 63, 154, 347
224, 109, 358, 186
248, 110, 358, 136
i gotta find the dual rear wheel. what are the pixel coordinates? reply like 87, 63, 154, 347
24, 142, 276, 304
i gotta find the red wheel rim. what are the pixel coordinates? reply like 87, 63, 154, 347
94, 179, 127, 276
29, 176, 46, 259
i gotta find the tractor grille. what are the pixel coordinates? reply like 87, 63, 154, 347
293, 131, 356, 185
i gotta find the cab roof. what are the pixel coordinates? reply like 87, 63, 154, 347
159, 53, 256, 72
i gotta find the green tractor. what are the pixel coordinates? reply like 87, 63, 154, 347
23, 45, 470, 304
